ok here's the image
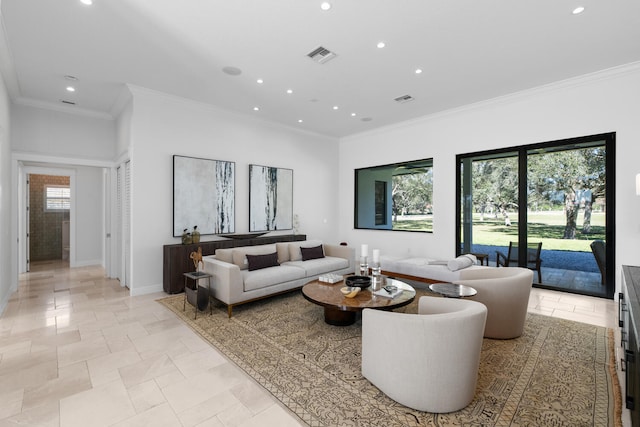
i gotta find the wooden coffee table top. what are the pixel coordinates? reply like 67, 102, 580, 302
302, 276, 416, 313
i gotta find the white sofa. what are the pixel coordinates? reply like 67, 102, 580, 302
380, 255, 487, 284
203, 240, 354, 317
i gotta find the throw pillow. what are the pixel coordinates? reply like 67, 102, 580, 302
301, 245, 325, 261
447, 254, 477, 271
246, 252, 280, 271
288, 240, 323, 261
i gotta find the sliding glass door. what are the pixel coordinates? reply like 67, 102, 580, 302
457, 133, 615, 299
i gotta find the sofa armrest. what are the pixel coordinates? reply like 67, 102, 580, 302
324, 244, 355, 271
202, 256, 244, 305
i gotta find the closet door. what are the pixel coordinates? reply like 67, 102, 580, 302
115, 165, 123, 285
124, 161, 131, 289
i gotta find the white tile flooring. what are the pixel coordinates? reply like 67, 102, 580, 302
0, 261, 629, 426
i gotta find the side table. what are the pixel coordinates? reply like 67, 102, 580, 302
183, 271, 213, 319
429, 282, 477, 298
469, 252, 489, 266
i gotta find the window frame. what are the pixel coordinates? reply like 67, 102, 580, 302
354, 158, 433, 233
44, 185, 71, 212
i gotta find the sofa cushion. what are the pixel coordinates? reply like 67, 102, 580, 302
242, 265, 306, 292
246, 252, 279, 271
276, 242, 290, 263
231, 244, 278, 270
215, 248, 234, 264
284, 256, 349, 277
288, 240, 323, 261
301, 245, 325, 261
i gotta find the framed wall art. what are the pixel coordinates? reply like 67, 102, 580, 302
249, 164, 293, 232
173, 155, 235, 236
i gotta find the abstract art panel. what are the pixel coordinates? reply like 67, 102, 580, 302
249, 164, 293, 232
173, 155, 235, 236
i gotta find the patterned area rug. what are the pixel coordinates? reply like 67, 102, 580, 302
158, 290, 622, 426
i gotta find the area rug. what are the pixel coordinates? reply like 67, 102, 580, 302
158, 290, 622, 426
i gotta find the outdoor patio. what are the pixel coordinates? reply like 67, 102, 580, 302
472, 244, 604, 296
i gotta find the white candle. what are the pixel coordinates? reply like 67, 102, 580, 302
361, 244, 368, 258
372, 249, 380, 262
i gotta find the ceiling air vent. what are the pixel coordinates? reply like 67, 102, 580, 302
394, 94, 414, 104
307, 46, 337, 64
61, 100, 76, 105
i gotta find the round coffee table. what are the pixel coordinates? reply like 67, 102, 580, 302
302, 276, 416, 326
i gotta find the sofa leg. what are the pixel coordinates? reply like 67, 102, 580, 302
228, 305, 233, 318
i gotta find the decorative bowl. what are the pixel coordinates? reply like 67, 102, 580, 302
340, 287, 360, 298
345, 275, 371, 289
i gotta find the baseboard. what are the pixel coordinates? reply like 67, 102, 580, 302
71, 259, 103, 268
130, 283, 163, 297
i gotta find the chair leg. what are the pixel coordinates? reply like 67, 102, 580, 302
537, 268, 542, 284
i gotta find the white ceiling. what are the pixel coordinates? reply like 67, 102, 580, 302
1, 0, 639, 138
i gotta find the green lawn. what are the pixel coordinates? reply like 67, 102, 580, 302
393, 219, 433, 232
470, 211, 605, 251
392, 211, 605, 252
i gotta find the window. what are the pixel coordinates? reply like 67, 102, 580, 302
45, 185, 70, 211
355, 158, 433, 232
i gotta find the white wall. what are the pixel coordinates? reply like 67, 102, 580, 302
11, 104, 116, 160
127, 87, 341, 295
340, 63, 640, 293
115, 94, 132, 160
0, 67, 12, 313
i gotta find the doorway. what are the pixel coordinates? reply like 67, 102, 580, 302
457, 133, 615, 299
26, 173, 72, 272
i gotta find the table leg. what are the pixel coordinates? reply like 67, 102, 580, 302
324, 307, 356, 326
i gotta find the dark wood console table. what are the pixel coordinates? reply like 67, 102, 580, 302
622, 265, 640, 426
163, 234, 306, 294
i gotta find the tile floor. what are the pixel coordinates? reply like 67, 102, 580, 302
0, 261, 629, 426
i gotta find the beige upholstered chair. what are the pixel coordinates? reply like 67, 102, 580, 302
454, 267, 533, 339
361, 296, 487, 413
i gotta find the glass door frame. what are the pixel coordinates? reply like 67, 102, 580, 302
456, 132, 616, 299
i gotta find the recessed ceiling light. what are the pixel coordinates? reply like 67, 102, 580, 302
332, 106, 339, 110
256, 79, 264, 84
320, 2, 331, 11
80, 0, 93, 5
253, 107, 260, 111
377, 42, 386, 49
66, 86, 75, 92
287, 89, 293, 94
572, 6, 585, 14
351, 113, 357, 117
297, 119, 304, 123
415, 68, 423, 74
